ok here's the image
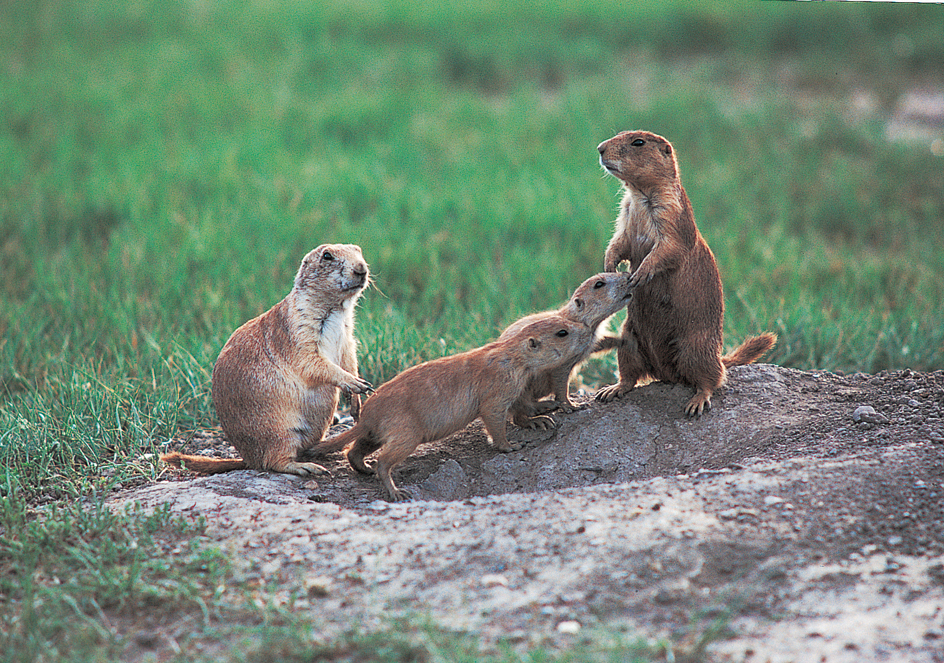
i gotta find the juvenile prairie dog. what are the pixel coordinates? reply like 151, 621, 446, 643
594, 130, 776, 416
162, 244, 371, 475
499, 271, 633, 428
315, 315, 593, 501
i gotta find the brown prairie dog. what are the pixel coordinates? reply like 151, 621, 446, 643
499, 271, 633, 428
315, 315, 594, 501
594, 130, 775, 416
162, 244, 371, 476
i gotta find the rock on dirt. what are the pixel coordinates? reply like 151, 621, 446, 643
114, 365, 944, 661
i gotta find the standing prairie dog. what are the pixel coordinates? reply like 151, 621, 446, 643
499, 271, 633, 428
162, 244, 372, 476
594, 130, 776, 416
315, 315, 594, 501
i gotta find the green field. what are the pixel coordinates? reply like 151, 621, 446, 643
1, 0, 943, 659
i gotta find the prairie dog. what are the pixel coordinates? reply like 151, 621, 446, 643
315, 315, 594, 501
162, 244, 371, 475
499, 271, 633, 427
594, 130, 775, 416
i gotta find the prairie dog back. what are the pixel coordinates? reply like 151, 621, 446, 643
319, 315, 592, 501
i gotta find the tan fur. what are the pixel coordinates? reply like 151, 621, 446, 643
498, 272, 633, 428
314, 316, 595, 501
162, 244, 371, 475
593, 130, 776, 416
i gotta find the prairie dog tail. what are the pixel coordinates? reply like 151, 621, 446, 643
722, 333, 777, 368
313, 425, 360, 454
160, 452, 247, 474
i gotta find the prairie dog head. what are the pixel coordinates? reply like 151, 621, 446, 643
514, 316, 593, 371
563, 272, 633, 329
597, 130, 679, 190
293, 244, 369, 304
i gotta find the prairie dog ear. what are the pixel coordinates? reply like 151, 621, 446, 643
574, 297, 584, 310
663, 143, 673, 157
528, 337, 540, 350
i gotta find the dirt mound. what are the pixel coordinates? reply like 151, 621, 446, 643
117, 365, 944, 661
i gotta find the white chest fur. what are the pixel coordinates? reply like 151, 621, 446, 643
318, 305, 351, 366
289, 290, 356, 369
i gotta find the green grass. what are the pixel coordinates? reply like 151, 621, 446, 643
237, 616, 676, 663
0, 499, 230, 663
0, 0, 943, 659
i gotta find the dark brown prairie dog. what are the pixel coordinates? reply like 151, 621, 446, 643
499, 271, 633, 428
594, 130, 776, 416
315, 315, 594, 501
162, 244, 371, 475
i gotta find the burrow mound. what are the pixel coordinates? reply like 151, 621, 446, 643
121, 365, 944, 663
157, 364, 942, 508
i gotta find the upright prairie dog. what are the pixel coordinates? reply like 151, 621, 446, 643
594, 130, 776, 416
499, 271, 633, 428
162, 244, 372, 476
315, 315, 594, 501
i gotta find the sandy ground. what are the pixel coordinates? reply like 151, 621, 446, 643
113, 364, 944, 662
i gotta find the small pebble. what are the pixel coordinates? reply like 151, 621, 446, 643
852, 405, 888, 425
884, 558, 903, 573
556, 620, 581, 634
852, 405, 874, 422
481, 573, 509, 588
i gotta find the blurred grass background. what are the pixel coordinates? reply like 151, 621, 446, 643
0, 0, 943, 492
1, 1, 943, 660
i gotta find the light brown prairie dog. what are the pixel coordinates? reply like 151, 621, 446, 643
499, 271, 633, 428
315, 315, 594, 501
594, 130, 776, 416
162, 244, 371, 476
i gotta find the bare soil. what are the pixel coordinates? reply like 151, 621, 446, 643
114, 365, 944, 661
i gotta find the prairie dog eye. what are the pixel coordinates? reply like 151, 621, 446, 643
555, 329, 569, 337
322, 251, 334, 262
593, 280, 605, 289
631, 139, 645, 147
